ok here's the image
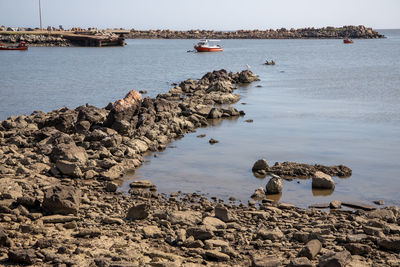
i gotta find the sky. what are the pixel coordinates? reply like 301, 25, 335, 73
1, 0, 399, 30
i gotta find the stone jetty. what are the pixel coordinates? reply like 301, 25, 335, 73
0, 70, 399, 266
127, 25, 384, 39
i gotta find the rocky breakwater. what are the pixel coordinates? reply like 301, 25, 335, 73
0, 34, 72, 47
127, 25, 384, 39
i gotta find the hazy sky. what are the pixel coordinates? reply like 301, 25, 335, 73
1, 0, 399, 30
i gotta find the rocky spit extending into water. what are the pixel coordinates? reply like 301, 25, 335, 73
0, 25, 384, 47
0, 70, 399, 266
127, 25, 383, 39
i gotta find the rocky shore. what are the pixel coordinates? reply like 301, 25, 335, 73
1, 70, 399, 266
127, 25, 384, 39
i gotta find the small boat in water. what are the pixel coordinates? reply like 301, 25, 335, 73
0, 41, 28, 51
194, 39, 223, 52
343, 38, 354, 44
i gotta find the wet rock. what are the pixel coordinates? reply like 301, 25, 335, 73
209, 138, 219, 144
312, 171, 335, 189
8, 249, 37, 265
251, 187, 266, 200
252, 159, 269, 172
266, 176, 283, 194
341, 201, 376, 211
329, 200, 342, 209
317, 251, 352, 267
42, 185, 81, 215
299, 239, 322, 259
237, 70, 259, 83
373, 200, 385, 205
126, 203, 149, 220
129, 179, 156, 189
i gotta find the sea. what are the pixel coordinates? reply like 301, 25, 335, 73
1, 30, 399, 208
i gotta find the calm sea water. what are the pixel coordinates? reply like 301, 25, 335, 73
1, 30, 399, 207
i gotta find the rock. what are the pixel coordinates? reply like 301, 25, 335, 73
317, 251, 352, 267
129, 179, 156, 189
367, 209, 396, 223
0, 178, 23, 199
251, 187, 266, 200
214, 204, 235, 222
202, 216, 226, 229
373, 200, 385, 205
169, 210, 202, 225
266, 177, 283, 194
329, 200, 342, 209
105, 182, 118, 192
208, 108, 222, 119
126, 203, 149, 220
186, 226, 214, 240
113, 90, 142, 112
42, 185, 81, 215
252, 159, 269, 172
142, 226, 163, 238
205, 250, 230, 261
0, 227, 9, 246
102, 217, 124, 225
257, 227, 284, 241
312, 171, 335, 189
56, 160, 83, 178
341, 202, 376, 211
42, 215, 79, 223
288, 257, 314, 267
209, 138, 219, 144
51, 142, 88, 165
344, 243, 372, 255
252, 256, 282, 267
299, 239, 322, 260
377, 237, 400, 252
8, 249, 37, 265
237, 70, 259, 83
74, 228, 101, 238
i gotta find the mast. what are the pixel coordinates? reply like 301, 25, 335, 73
39, 0, 42, 29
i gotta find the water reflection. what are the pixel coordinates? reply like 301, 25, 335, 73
266, 192, 282, 203
312, 188, 334, 196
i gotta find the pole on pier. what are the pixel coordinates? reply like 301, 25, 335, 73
39, 0, 43, 29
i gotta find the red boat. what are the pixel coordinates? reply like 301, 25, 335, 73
0, 41, 28, 51
194, 39, 223, 52
343, 38, 354, 44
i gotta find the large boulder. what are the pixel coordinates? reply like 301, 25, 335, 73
56, 160, 83, 178
312, 171, 335, 189
42, 185, 81, 215
252, 159, 269, 172
266, 177, 283, 194
299, 239, 322, 260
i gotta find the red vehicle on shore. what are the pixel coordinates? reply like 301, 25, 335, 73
0, 41, 28, 51
194, 39, 223, 52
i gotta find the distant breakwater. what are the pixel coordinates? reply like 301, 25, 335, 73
127, 25, 384, 39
